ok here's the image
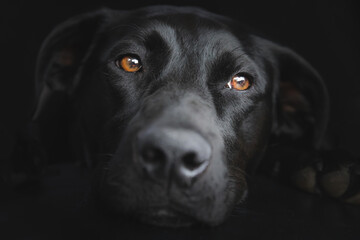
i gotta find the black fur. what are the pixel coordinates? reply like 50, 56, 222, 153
29, 6, 359, 227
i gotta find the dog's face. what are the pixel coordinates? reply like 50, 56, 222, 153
94, 9, 274, 226
33, 6, 328, 226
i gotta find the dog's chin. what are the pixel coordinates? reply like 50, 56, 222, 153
139, 208, 198, 227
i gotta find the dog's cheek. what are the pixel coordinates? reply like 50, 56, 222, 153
94, 151, 137, 214
237, 103, 272, 172
187, 146, 240, 225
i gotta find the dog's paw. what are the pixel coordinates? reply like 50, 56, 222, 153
320, 163, 360, 204
292, 166, 318, 194
292, 149, 360, 205
321, 150, 360, 205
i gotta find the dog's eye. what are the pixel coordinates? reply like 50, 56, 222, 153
115, 56, 142, 72
226, 74, 252, 91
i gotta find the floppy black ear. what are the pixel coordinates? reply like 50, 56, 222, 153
31, 9, 110, 164
270, 44, 329, 150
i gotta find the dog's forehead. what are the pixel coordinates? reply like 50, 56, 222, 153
107, 9, 246, 57
145, 22, 242, 56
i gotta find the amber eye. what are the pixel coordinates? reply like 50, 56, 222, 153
226, 74, 252, 91
115, 55, 142, 72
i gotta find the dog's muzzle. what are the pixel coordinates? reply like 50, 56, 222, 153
98, 93, 234, 226
135, 126, 212, 186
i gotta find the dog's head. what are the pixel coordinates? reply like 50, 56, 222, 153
32, 6, 328, 226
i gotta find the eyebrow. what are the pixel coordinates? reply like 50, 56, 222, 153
107, 40, 145, 60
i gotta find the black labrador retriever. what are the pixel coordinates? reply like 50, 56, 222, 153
30, 6, 359, 226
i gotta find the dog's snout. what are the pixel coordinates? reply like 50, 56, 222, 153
137, 127, 211, 183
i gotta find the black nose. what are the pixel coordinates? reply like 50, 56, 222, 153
136, 127, 211, 184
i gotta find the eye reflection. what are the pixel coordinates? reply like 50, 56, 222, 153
226, 74, 251, 91
115, 56, 142, 72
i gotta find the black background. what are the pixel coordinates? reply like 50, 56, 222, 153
1, 0, 360, 239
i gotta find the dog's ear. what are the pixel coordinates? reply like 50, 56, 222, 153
31, 9, 111, 164
268, 43, 329, 149
34, 9, 111, 106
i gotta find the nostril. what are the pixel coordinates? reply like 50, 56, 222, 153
181, 152, 203, 171
180, 151, 209, 178
141, 146, 166, 165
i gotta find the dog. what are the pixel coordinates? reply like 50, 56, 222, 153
30, 5, 360, 227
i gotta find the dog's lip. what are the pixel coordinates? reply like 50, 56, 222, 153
140, 207, 196, 227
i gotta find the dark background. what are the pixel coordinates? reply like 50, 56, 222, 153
1, 0, 359, 239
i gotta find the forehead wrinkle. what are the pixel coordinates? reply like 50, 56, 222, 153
201, 29, 244, 60
142, 21, 180, 54
140, 21, 186, 79
138, 20, 247, 85
143, 21, 240, 57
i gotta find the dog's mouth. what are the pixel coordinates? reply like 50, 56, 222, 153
140, 207, 197, 227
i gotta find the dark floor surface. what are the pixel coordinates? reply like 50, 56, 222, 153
1, 163, 359, 240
